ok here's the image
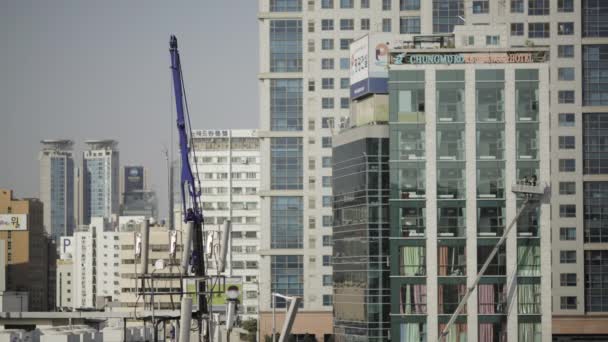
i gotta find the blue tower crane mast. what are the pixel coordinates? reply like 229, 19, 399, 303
169, 35, 208, 324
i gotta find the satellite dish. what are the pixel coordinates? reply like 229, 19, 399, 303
155, 259, 166, 270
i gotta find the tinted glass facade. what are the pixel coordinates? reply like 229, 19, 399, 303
433, 0, 464, 33
270, 0, 302, 12
332, 134, 390, 342
271, 79, 303, 131
583, 0, 608, 37
585, 250, 608, 312
270, 20, 302, 72
583, 45, 608, 106
271, 255, 304, 308
271, 196, 303, 248
271, 137, 303, 189
584, 182, 608, 243
584, 113, 608, 174
50, 157, 74, 241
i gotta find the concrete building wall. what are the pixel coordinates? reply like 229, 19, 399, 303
0, 189, 50, 311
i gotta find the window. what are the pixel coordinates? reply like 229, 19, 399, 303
340, 0, 354, 8
559, 90, 575, 104
558, 0, 573, 12
321, 58, 334, 70
308, 20, 315, 32
322, 98, 334, 109
322, 215, 333, 227
361, 18, 370, 30
323, 275, 333, 286
322, 78, 334, 89
382, 0, 391, 10
339, 58, 349, 70
560, 204, 576, 217
400, 17, 421, 34
382, 18, 391, 32
307, 39, 314, 52
511, 23, 524, 36
321, 117, 334, 128
560, 296, 577, 310
340, 97, 350, 108
271, 79, 302, 131
583, 0, 608, 37
322, 176, 332, 187
528, 0, 549, 15
271, 256, 303, 308
558, 45, 574, 58
323, 255, 332, 266
340, 78, 349, 89
321, 0, 333, 8
558, 22, 574, 35
583, 46, 608, 106
433, 0, 465, 33
585, 250, 608, 311
584, 114, 608, 174
560, 227, 577, 240
322, 137, 333, 148
559, 113, 575, 127
401, 0, 420, 10
486, 35, 499, 45
322, 235, 333, 246
270, 20, 302, 72
322, 156, 332, 167
511, 0, 523, 12
528, 23, 550, 38
271, 197, 303, 248
558, 67, 575, 81
559, 136, 575, 149
321, 19, 334, 31
271, 137, 303, 189
270, 0, 302, 12
559, 182, 576, 195
321, 38, 334, 50
340, 19, 354, 30
560, 250, 577, 263
322, 196, 332, 207
361, 0, 369, 8
584, 182, 608, 242
323, 294, 333, 306
340, 39, 353, 50
560, 273, 577, 286
473, 1, 489, 13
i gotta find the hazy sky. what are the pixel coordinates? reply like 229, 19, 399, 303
0, 1, 259, 219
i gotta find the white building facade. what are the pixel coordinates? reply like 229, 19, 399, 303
191, 129, 261, 320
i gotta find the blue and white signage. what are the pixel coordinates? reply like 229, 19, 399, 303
350, 34, 392, 100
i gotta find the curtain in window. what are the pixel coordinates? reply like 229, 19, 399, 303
479, 323, 493, 342
439, 323, 467, 342
518, 284, 540, 314
478, 284, 495, 314
439, 245, 449, 275
518, 323, 541, 342
401, 323, 424, 341
517, 245, 540, 276
414, 284, 427, 314
402, 246, 424, 276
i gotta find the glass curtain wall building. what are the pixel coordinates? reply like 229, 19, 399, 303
332, 125, 390, 342
388, 44, 551, 342
39, 140, 75, 242
82, 140, 119, 225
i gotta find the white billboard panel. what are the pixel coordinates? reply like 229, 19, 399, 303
0, 214, 27, 231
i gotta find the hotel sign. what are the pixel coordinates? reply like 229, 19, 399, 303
0, 214, 27, 231
392, 52, 543, 65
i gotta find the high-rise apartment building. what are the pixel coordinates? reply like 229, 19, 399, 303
119, 166, 158, 218
0, 189, 50, 311
82, 140, 119, 224
259, 0, 608, 340
191, 129, 261, 320
72, 217, 121, 309
39, 139, 75, 242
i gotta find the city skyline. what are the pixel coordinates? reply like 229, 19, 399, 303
0, 1, 259, 218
